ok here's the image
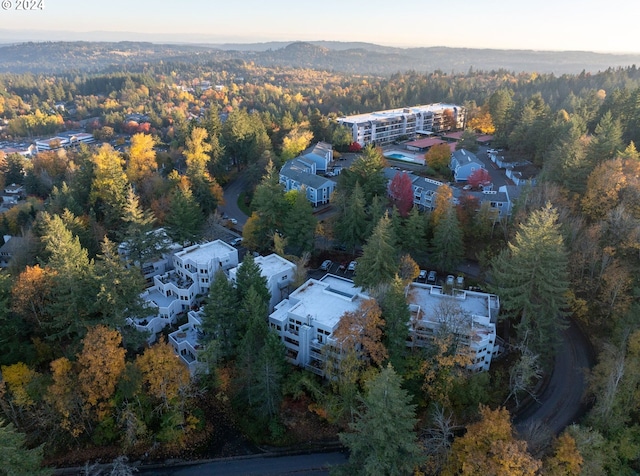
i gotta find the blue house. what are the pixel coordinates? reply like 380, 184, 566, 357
450, 149, 485, 182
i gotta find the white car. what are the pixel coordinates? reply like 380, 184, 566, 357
418, 269, 427, 281
228, 218, 238, 225
230, 237, 243, 246
348, 261, 357, 272
446, 275, 455, 286
320, 260, 332, 271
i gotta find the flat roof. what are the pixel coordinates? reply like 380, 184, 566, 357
255, 253, 295, 277
407, 283, 495, 324
339, 103, 462, 124
175, 240, 235, 264
406, 137, 447, 148
275, 275, 368, 331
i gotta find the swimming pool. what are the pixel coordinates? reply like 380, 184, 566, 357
383, 150, 425, 165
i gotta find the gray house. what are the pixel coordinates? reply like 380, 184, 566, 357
280, 158, 336, 206
301, 141, 333, 173
450, 149, 486, 182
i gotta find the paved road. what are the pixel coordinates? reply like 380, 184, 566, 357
514, 319, 595, 436
218, 175, 249, 228
139, 451, 347, 475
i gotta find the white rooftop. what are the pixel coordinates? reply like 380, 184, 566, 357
273, 275, 368, 331
175, 240, 234, 264
255, 253, 295, 277
407, 283, 497, 324
340, 103, 461, 124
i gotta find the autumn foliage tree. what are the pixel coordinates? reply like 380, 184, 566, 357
389, 171, 414, 217
77, 325, 126, 420
333, 299, 387, 368
425, 143, 452, 172
443, 405, 541, 476
467, 167, 491, 189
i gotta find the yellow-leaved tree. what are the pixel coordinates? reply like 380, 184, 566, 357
78, 325, 126, 420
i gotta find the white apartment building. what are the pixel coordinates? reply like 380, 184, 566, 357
338, 103, 466, 147
406, 283, 501, 372
169, 253, 296, 374
269, 275, 501, 376
228, 253, 296, 312
169, 309, 205, 375
269, 275, 371, 376
131, 240, 238, 341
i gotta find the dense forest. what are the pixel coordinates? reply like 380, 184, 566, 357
1, 47, 640, 474
2, 40, 640, 74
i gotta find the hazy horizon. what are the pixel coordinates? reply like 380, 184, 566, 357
0, 0, 638, 55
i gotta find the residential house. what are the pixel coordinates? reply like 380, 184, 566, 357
338, 103, 466, 147
450, 149, 486, 182
2, 184, 24, 205
131, 240, 238, 342
506, 164, 539, 186
384, 167, 512, 218
406, 282, 501, 372
228, 253, 296, 312
301, 141, 333, 173
280, 157, 336, 206
0, 235, 25, 268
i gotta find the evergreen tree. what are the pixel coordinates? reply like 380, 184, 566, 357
120, 187, 165, 267
234, 253, 270, 309
431, 205, 464, 272
354, 213, 398, 290
378, 275, 411, 371
252, 331, 287, 419
335, 181, 368, 251
201, 269, 239, 360
403, 206, 427, 256
248, 160, 287, 251
586, 111, 624, 167
283, 189, 317, 255
164, 185, 203, 246
491, 203, 569, 360
337, 365, 424, 476
0, 420, 51, 476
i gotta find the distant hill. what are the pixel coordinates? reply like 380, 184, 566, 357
0, 40, 639, 75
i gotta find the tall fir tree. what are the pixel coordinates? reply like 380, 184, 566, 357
283, 188, 317, 255
491, 203, 569, 360
336, 181, 368, 251
337, 365, 424, 476
164, 185, 203, 246
354, 213, 398, 290
201, 269, 239, 360
431, 205, 464, 272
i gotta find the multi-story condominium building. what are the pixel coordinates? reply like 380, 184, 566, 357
269, 275, 502, 376
384, 168, 512, 219
131, 240, 238, 341
406, 283, 501, 372
338, 103, 466, 147
169, 253, 296, 374
228, 253, 296, 312
269, 275, 370, 376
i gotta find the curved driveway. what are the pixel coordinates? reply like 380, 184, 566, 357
218, 175, 249, 228
514, 319, 595, 436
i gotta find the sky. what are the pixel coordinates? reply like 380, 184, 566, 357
1, 0, 639, 54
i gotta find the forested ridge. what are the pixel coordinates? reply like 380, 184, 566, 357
1, 40, 640, 74
0, 56, 639, 474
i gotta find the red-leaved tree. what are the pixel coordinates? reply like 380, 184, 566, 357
468, 168, 491, 188
389, 171, 414, 217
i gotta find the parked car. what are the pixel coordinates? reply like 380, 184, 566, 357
446, 275, 455, 286
427, 270, 437, 284
418, 269, 427, 281
320, 260, 332, 271
230, 237, 243, 246
348, 261, 357, 272
228, 218, 238, 225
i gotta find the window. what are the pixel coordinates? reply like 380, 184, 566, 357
282, 275, 288, 280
